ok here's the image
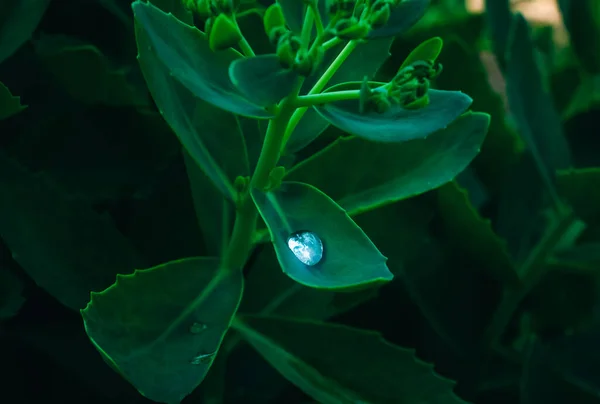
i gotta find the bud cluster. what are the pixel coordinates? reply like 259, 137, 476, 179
362, 60, 443, 112
326, 0, 399, 40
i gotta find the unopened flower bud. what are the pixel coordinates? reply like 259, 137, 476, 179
209, 14, 242, 52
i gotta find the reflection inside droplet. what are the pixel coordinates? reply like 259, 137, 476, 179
287, 231, 323, 266
190, 352, 214, 365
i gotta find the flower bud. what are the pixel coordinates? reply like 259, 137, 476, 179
209, 14, 243, 52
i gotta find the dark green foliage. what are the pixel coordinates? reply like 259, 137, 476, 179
2, 1, 600, 403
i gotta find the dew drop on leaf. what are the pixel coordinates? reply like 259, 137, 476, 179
286, 231, 324, 266
189, 322, 207, 334
190, 352, 214, 365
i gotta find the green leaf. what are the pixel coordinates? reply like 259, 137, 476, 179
286, 111, 489, 216
81, 257, 243, 404
399, 36, 443, 70
183, 150, 233, 256
132, 0, 272, 118
0, 0, 51, 63
483, 0, 511, 67
557, 167, 600, 226
33, 34, 147, 107
557, 0, 600, 75
314, 81, 472, 143
251, 181, 393, 290
437, 181, 518, 285
506, 14, 571, 189
0, 153, 144, 311
0, 82, 26, 120
240, 244, 378, 320
134, 1, 250, 201
434, 37, 523, 190
233, 315, 467, 404
285, 38, 394, 153
229, 54, 299, 106
368, 0, 430, 39
0, 269, 25, 320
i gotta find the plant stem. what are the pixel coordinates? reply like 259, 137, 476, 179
301, 6, 315, 51
282, 40, 359, 149
234, 16, 255, 57
220, 79, 304, 274
309, 1, 324, 37
294, 89, 361, 107
482, 208, 576, 349
322, 37, 342, 51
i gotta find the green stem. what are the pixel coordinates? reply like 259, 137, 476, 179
234, 16, 255, 57
282, 40, 359, 149
322, 37, 342, 51
221, 79, 303, 273
294, 89, 361, 107
309, 1, 324, 37
301, 6, 315, 50
482, 208, 577, 349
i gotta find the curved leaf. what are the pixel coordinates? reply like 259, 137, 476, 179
399, 36, 443, 70
34, 34, 147, 107
285, 38, 394, 153
437, 181, 518, 285
82, 257, 243, 404
0, 82, 26, 120
251, 181, 393, 290
134, 1, 250, 200
287, 112, 489, 216
368, 0, 430, 39
557, 0, 600, 75
0, 0, 51, 63
229, 54, 299, 106
233, 315, 467, 404
314, 82, 472, 143
132, 0, 272, 118
0, 153, 144, 311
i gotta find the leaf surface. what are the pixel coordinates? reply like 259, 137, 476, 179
233, 315, 467, 404
251, 181, 393, 290
0, 0, 51, 63
82, 257, 243, 404
287, 112, 489, 216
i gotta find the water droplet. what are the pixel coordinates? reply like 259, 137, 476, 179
190, 352, 214, 365
189, 322, 208, 334
287, 231, 323, 266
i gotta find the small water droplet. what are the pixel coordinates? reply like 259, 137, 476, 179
190, 352, 214, 365
189, 322, 208, 334
287, 231, 323, 266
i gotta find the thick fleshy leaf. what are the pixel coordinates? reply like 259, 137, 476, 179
557, 167, 600, 226
557, 0, 600, 75
240, 244, 378, 320
135, 1, 250, 200
229, 54, 299, 106
82, 257, 243, 404
0, 153, 144, 311
0, 0, 51, 63
34, 34, 147, 107
437, 181, 518, 285
233, 315, 467, 404
314, 81, 472, 143
251, 181, 393, 290
398, 36, 443, 70
132, 0, 272, 118
286, 112, 489, 216
0, 82, 26, 120
368, 0, 430, 39
285, 38, 394, 153
0, 269, 25, 320
506, 14, 571, 185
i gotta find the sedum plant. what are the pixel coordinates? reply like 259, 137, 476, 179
78, 0, 490, 402
3, 0, 488, 403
